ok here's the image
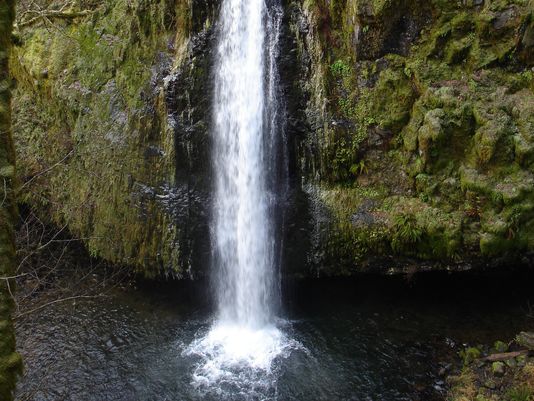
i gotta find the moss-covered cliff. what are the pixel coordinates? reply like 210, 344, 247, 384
10, 0, 534, 278
11, 0, 217, 278
0, 0, 23, 399
290, 0, 534, 275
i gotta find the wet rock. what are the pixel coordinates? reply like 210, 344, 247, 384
492, 361, 505, 377
517, 355, 527, 367
493, 340, 508, 353
438, 363, 452, 377
505, 358, 517, 368
520, 21, 534, 64
367, 126, 392, 149
492, 7, 517, 30
516, 332, 534, 350
484, 379, 496, 389
350, 199, 377, 228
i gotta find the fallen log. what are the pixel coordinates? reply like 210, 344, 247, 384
483, 350, 529, 362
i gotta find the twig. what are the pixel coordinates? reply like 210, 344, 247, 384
0, 273, 28, 280
16, 223, 69, 272
16, 9, 93, 28
5, 278, 19, 314
20, 149, 74, 191
15, 294, 106, 319
0, 178, 7, 207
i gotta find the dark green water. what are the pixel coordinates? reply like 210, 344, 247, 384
15, 271, 534, 401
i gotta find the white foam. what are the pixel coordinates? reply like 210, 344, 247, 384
185, 322, 301, 396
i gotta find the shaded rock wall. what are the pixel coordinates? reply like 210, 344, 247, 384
12, 0, 218, 278
0, 0, 23, 398
288, 0, 534, 275
10, 0, 534, 278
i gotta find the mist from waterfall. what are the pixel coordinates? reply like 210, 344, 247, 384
184, 0, 300, 395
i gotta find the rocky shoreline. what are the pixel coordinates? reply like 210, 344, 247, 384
447, 332, 534, 400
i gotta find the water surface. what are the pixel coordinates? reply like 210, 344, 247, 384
15, 272, 534, 401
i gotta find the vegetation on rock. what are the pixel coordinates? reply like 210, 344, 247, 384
0, 0, 23, 399
293, 0, 534, 274
11, 0, 216, 278
9, 0, 534, 277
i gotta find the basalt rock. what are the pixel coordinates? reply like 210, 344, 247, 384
11, 0, 218, 278
287, 0, 534, 276
9, 0, 534, 278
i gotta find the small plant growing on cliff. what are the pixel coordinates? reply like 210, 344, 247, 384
465, 196, 482, 219
330, 60, 351, 77
391, 213, 424, 254
350, 160, 367, 176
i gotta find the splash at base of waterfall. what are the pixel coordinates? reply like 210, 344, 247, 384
184, 322, 302, 397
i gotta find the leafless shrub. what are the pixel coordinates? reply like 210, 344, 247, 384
11, 207, 131, 322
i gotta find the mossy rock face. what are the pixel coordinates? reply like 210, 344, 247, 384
11, 0, 218, 278
11, 0, 534, 278
0, 0, 23, 399
290, 0, 534, 275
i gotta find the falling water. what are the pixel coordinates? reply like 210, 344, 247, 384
212, 0, 271, 326
211, 0, 283, 327
185, 0, 298, 396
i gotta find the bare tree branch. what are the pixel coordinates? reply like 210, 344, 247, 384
16, 9, 93, 28
20, 149, 75, 191
15, 294, 107, 319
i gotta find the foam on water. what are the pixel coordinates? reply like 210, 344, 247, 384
185, 322, 301, 396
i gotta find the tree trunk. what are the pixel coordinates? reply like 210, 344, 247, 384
0, 1, 23, 400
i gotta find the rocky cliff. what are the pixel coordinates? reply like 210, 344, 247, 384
289, 0, 534, 275
0, 0, 23, 399
10, 0, 534, 278
12, 0, 218, 278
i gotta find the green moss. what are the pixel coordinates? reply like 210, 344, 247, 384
371, 59, 416, 131
494, 340, 509, 353
460, 346, 482, 365
10, 0, 211, 278
0, 0, 23, 398
295, 0, 534, 269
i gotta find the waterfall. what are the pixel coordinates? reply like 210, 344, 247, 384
212, 0, 271, 327
185, 0, 298, 395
